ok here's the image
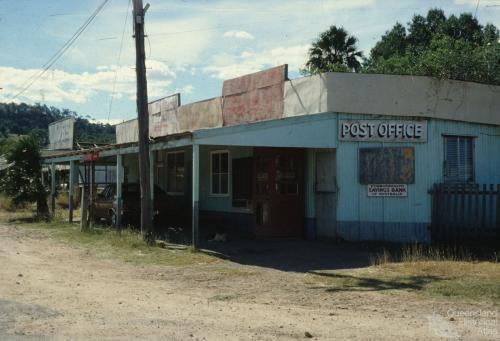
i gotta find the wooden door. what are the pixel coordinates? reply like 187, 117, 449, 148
315, 150, 337, 238
254, 148, 304, 238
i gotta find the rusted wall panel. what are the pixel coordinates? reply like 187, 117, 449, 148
222, 65, 287, 126
149, 94, 181, 137
177, 97, 223, 132
116, 119, 138, 144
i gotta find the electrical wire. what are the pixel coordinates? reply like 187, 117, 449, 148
12, 0, 111, 100
107, 0, 132, 121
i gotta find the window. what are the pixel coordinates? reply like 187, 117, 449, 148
211, 151, 229, 195
444, 136, 474, 183
167, 151, 185, 193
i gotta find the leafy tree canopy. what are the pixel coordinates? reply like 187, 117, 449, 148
0, 102, 116, 149
365, 9, 500, 85
304, 9, 500, 85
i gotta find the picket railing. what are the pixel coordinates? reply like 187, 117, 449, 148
429, 183, 500, 242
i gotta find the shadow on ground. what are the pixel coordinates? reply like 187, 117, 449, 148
199, 239, 383, 273
306, 271, 443, 293
7, 217, 38, 224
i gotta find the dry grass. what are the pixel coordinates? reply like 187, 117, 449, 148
0, 208, 218, 267
0, 194, 28, 212
55, 193, 70, 209
371, 243, 483, 265
306, 244, 500, 305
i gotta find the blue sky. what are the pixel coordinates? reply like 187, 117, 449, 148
0, 0, 499, 124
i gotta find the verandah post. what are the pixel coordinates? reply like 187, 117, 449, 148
68, 160, 75, 223
116, 154, 123, 228
192, 144, 200, 250
50, 162, 56, 217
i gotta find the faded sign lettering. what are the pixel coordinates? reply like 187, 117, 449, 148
222, 65, 287, 126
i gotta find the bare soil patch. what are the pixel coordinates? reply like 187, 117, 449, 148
0, 223, 498, 340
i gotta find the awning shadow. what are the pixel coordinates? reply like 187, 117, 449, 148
198, 239, 380, 273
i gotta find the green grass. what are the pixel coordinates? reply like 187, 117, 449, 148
0, 209, 218, 267
305, 260, 500, 305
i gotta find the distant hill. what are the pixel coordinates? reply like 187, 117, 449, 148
0, 102, 116, 147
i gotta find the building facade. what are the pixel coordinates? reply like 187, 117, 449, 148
43, 67, 500, 244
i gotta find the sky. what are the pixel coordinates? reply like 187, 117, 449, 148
0, 0, 499, 125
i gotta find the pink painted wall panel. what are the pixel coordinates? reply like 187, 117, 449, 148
222, 65, 287, 126
177, 97, 223, 132
148, 93, 181, 138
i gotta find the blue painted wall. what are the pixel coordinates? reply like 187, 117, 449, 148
335, 113, 500, 242
195, 112, 500, 243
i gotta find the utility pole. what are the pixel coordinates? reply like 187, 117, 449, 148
133, 0, 154, 243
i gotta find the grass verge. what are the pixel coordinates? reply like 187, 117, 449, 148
306, 248, 500, 305
0, 209, 217, 267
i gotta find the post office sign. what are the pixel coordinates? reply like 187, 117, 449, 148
367, 184, 408, 197
339, 120, 427, 142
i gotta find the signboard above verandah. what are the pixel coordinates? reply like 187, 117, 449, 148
48, 118, 75, 150
339, 120, 427, 143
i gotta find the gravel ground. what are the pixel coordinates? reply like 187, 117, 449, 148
0, 223, 497, 340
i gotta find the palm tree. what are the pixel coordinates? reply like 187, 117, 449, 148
304, 25, 363, 74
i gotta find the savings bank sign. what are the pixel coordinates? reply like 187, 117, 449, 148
339, 120, 427, 143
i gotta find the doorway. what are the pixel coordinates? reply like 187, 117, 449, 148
315, 150, 337, 238
253, 148, 305, 238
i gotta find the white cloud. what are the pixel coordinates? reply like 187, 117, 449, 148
223, 30, 255, 40
204, 44, 310, 79
454, 0, 499, 6
91, 118, 125, 126
0, 59, 176, 104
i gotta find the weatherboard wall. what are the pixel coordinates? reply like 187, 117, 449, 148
335, 113, 500, 243
193, 112, 500, 243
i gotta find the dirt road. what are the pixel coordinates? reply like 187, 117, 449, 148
0, 223, 496, 340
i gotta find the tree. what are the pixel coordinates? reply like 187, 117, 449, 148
0, 102, 116, 146
0, 136, 49, 219
303, 25, 363, 74
365, 8, 500, 85
370, 23, 407, 60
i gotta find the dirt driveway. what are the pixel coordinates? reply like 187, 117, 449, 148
0, 223, 497, 340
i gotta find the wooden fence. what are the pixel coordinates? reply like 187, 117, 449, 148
429, 184, 500, 242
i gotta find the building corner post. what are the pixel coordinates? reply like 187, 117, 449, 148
192, 144, 200, 250
116, 154, 123, 228
50, 162, 56, 216
304, 149, 317, 240
68, 160, 75, 223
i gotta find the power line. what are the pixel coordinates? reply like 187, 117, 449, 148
107, 0, 132, 121
12, 0, 111, 100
